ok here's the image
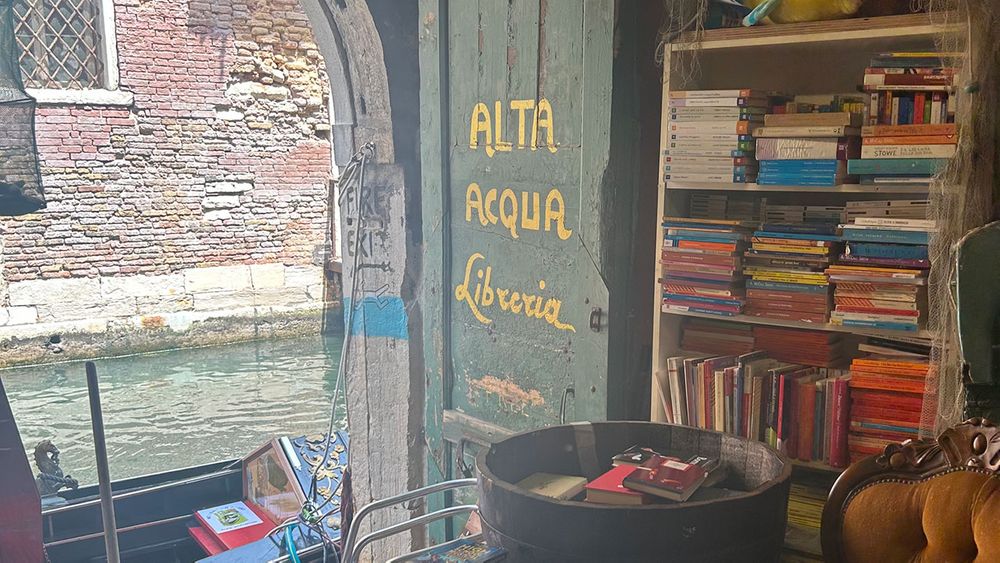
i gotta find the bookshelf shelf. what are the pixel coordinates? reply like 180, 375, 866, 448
664, 181, 931, 194
671, 13, 961, 52
660, 307, 936, 341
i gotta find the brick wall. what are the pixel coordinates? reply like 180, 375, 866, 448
0, 0, 335, 365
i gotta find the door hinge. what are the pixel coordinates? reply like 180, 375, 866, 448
589, 307, 603, 333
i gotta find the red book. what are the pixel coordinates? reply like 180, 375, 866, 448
797, 380, 817, 461
585, 465, 648, 505
193, 501, 277, 552
830, 377, 850, 468
622, 455, 708, 502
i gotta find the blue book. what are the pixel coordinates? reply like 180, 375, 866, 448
846, 242, 929, 260
757, 176, 839, 187
856, 421, 920, 434
661, 303, 737, 317
664, 235, 741, 245
662, 293, 741, 306
667, 228, 746, 241
847, 158, 948, 175
841, 228, 929, 245
837, 319, 918, 332
759, 159, 841, 171
753, 231, 842, 242
746, 280, 829, 293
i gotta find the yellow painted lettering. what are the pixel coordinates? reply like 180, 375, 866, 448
510, 99, 535, 149
469, 102, 495, 157
483, 188, 499, 225
494, 101, 512, 152
481, 267, 495, 306
508, 292, 523, 314
543, 298, 576, 332
544, 188, 573, 241
499, 188, 519, 239
465, 183, 487, 226
535, 98, 557, 153
454, 253, 492, 325
495, 287, 509, 310
521, 191, 540, 231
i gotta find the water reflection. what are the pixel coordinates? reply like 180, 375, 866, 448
1, 334, 346, 486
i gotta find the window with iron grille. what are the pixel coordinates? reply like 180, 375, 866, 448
12, 0, 108, 89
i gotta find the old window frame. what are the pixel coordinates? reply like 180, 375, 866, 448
15, 0, 132, 105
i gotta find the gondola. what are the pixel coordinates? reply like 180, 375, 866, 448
1, 377, 347, 563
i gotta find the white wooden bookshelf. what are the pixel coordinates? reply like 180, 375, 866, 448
650, 13, 962, 424
665, 181, 931, 194
659, 307, 936, 341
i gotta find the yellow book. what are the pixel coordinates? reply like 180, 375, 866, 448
516, 472, 587, 500
751, 243, 831, 255
751, 274, 830, 286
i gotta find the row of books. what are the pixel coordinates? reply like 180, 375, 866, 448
847, 337, 932, 462
515, 446, 726, 506
655, 348, 852, 467
665, 89, 789, 184
863, 51, 959, 126
661, 321, 936, 466
829, 207, 931, 333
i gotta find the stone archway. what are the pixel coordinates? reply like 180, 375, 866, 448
294, 1, 423, 559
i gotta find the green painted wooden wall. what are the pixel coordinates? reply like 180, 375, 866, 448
418, 0, 656, 539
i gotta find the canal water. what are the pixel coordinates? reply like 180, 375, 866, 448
1, 334, 346, 486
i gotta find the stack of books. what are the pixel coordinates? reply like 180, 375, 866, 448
660, 217, 752, 317
689, 192, 762, 222
827, 216, 932, 332
784, 478, 829, 560
762, 203, 845, 225
664, 89, 769, 184
742, 223, 841, 323
752, 326, 851, 368
680, 318, 755, 356
584, 448, 724, 505
863, 52, 958, 127
847, 338, 932, 462
754, 110, 862, 186
851, 51, 959, 184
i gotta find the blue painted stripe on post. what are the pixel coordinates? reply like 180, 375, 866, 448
342, 296, 408, 340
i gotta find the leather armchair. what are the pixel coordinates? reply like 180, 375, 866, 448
821, 418, 1000, 562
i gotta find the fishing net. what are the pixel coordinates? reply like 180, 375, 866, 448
0, 0, 44, 217
657, 0, 1000, 438
920, 0, 999, 436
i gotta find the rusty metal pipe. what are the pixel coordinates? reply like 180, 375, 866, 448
85, 361, 120, 563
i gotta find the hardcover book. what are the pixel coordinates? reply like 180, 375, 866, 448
585, 465, 649, 505
622, 455, 708, 502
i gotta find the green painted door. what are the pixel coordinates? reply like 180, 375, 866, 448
420, 0, 617, 492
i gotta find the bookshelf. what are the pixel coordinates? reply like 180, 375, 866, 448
660, 308, 936, 341
650, 14, 962, 447
664, 181, 931, 194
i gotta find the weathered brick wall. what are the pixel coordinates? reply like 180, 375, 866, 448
0, 0, 335, 365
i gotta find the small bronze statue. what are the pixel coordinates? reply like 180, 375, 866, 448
34, 440, 79, 497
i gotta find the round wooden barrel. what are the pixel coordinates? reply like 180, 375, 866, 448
476, 422, 792, 562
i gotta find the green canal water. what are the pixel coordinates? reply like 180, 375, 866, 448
1, 334, 346, 486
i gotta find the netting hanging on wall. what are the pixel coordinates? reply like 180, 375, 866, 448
0, 0, 44, 216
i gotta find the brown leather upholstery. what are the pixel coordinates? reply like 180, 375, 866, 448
822, 418, 1000, 563
841, 470, 1000, 562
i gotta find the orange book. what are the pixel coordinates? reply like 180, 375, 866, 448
849, 375, 926, 394
861, 123, 958, 137
864, 134, 957, 145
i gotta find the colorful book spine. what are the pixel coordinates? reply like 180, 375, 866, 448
860, 144, 956, 159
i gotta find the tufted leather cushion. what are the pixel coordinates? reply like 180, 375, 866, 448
841, 470, 1000, 562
